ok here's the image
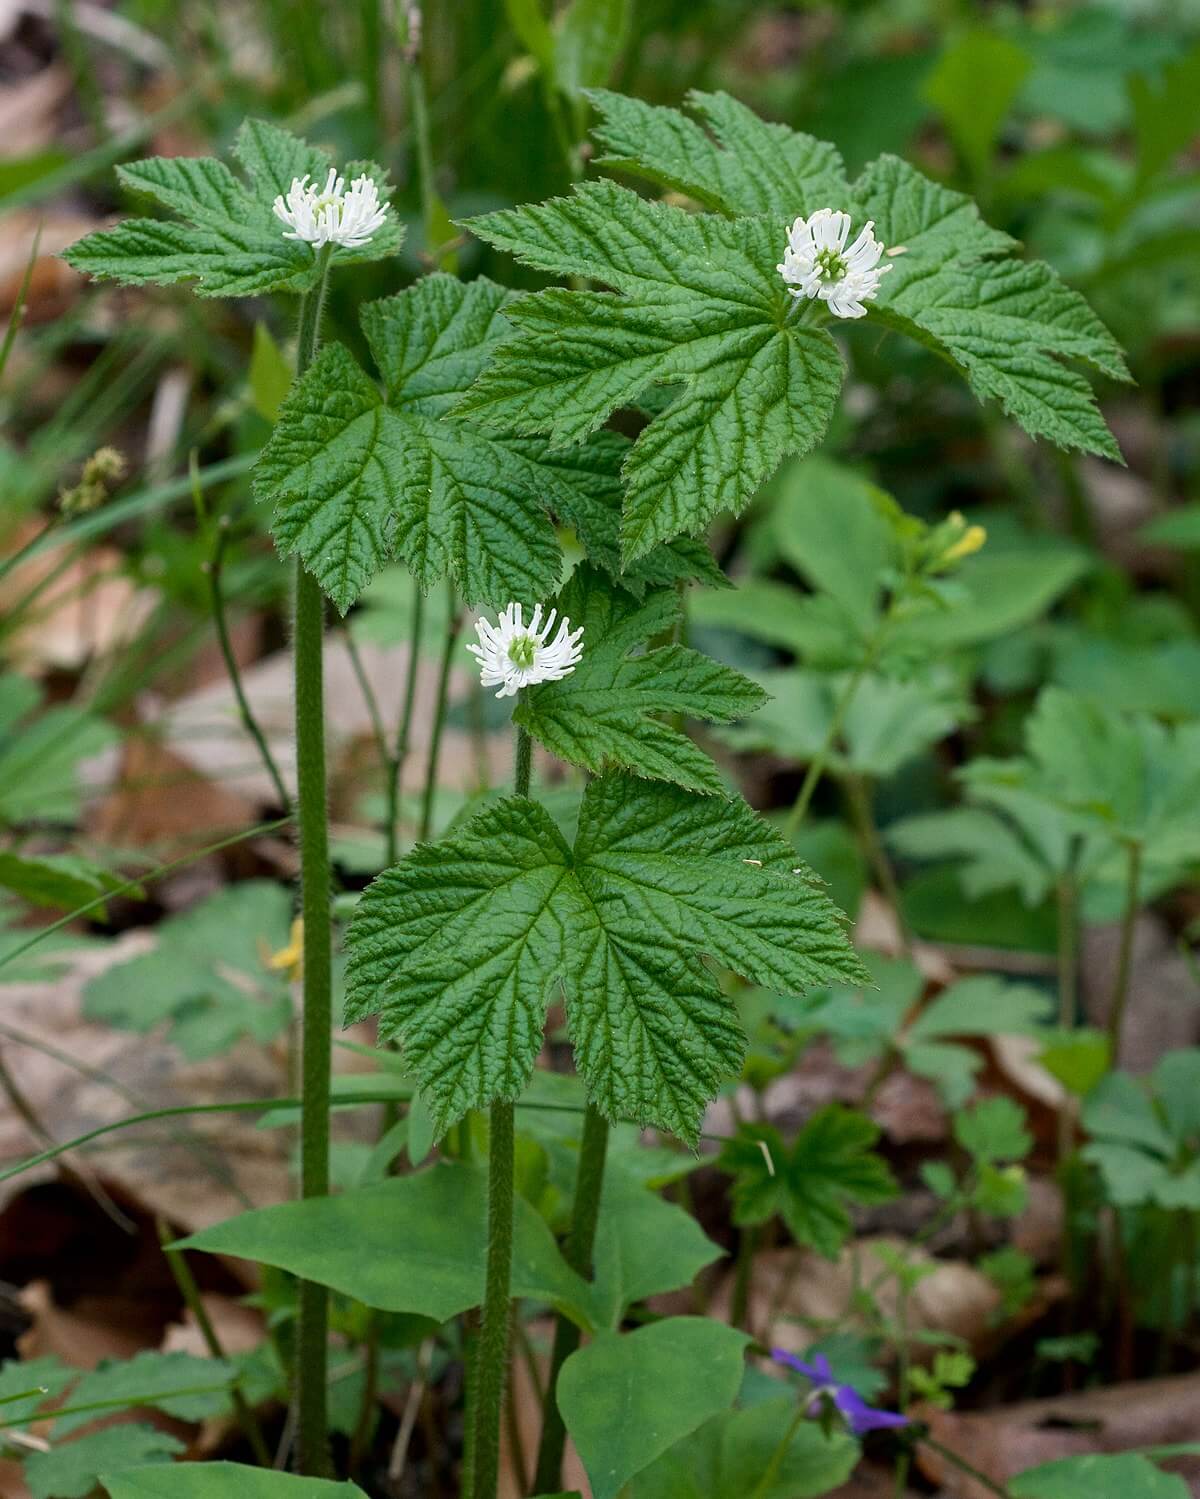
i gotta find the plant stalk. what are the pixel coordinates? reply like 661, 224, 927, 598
1107, 840, 1143, 1066
471, 723, 531, 1499
292, 244, 334, 1478
419, 580, 460, 841
533, 1102, 610, 1492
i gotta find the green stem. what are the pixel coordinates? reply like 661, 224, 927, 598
292, 244, 335, 1479
157, 1220, 271, 1464
844, 773, 912, 955
1107, 840, 1142, 1067
748, 1406, 806, 1499
729, 1221, 759, 1334
918, 1436, 1011, 1498
532, 1103, 610, 1493
471, 723, 530, 1499
473, 1098, 515, 1499
783, 653, 874, 842
387, 585, 425, 865
419, 581, 460, 841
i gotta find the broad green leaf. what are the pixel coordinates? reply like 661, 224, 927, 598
1010, 1453, 1190, 1499
887, 808, 1055, 906
629, 1397, 858, 1499
555, 0, 630, 96
1081, 1071, 1174, 1157
589, 88, 852, 217
255, 275, 616, 610
953, 1097, 1032, 1164
248, 322, 293, 422
515, 564, 765, 793
582, 93, 1125, 460
345, 773, 865, 1141
720, 1108, 897, 1258
25, 1426, 182, 1499
1130, 44, 1200, 183
64, 120, 402, 297
53, 1352, 234, 1437
1038, 1028, 1110, 1097
0, 852, 125, 913
924, 30, 1032, 181
907, 976, 1051, 1041
858, 155, 1129, 461
104, 1466, 368, 1499
176, 1164, 589, 1324
459, 180, 844, 563
557, 1318, 750, 1499
0, 676, 116, 826
588, 1176, 722, 1328
721, 669, 968, 781
1152, 1050, 1200, 1142
84, 882, 294, 1061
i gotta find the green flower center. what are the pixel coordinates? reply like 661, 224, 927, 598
315, 193, 342, 216
815, 247, 847, 283
507, 634, 537, 668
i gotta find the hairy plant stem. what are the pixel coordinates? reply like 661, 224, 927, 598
1107, 839, 1143, 1067
533, 1102, 610, 1492
420, 580, 460, 841
470, 723, 531, 1499
292, 243, 335, 1478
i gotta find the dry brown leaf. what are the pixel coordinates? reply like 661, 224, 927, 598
917, 1374, 1200, 1497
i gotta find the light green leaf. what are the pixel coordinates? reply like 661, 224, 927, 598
459, 181, 844, 563
25, 1426, 183, 1499
63, 121, 402, 297
588, 1177, 723, 1328
907, 975, 1051, 1041
588, 88, 852, 217
83, 882, 293, 1061
0, 1355, 74, 1427
859, 155, 1129, 461
954, 1097, 1032, 1164
1082, 1071, 1174, 1156
1130, 45, 1200, 183
249, 322, 293, 422
1010, 1453, 1190, 1499
629, 1397, 858, 1499
104, 1465, 368, 1499
0, 852, 125, 913
557, 1318, 750, 1499
176, 1164, 588, 1324
345, 773, 865, 1141
887, 808, 1055, 906
53, 1352, 234, 1437
720, 1108, 897, 1258
515, 564, 765, 793
255, 274, 604, 610
556, 0, 630, 96
505, 0, 556, 74
924, 30, 1032, 180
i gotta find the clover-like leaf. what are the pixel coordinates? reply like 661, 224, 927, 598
514, 563, 764, 793
459, 179, 845, 563
63, 119, 403, 297
719, 1107, 897, 1258
345, 773, 865, 1142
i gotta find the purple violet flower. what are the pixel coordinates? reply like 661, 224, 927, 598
771, 1349, 909, 1436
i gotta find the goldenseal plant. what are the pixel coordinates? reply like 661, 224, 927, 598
61, 86, 1127, 1499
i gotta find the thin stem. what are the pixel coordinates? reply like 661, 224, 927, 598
1056, 837, 1082, 1171
471, 723, 530, 1499
292, 243, 335, 1479
533, 1102, 610, 1493
729, 1222, 759, 1334
918, 1435, 1011, 1498
748, 1406, 806, 1499
157, 1220, 271, 1464
844, 773, 913, 956
419, 581, 460, 841
783, 654, 874, 841
387, 585, 425, 865
198, 480, 291, 810
1107, 840, 1143, 1066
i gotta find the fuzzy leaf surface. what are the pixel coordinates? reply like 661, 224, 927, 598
64, 120, 402, 297
515, 564, 764, 793
459, 180, 844, 561
345, 774, 865, 1140
255, 275, 592, 610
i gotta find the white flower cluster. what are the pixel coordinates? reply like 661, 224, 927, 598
468, 602, 584, 699
272, 168, 389, 251
778, 208, 891, 319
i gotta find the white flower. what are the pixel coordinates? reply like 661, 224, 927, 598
272, 168, 389, 250
777, 209, 892, 319
467, 602, 584, 699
